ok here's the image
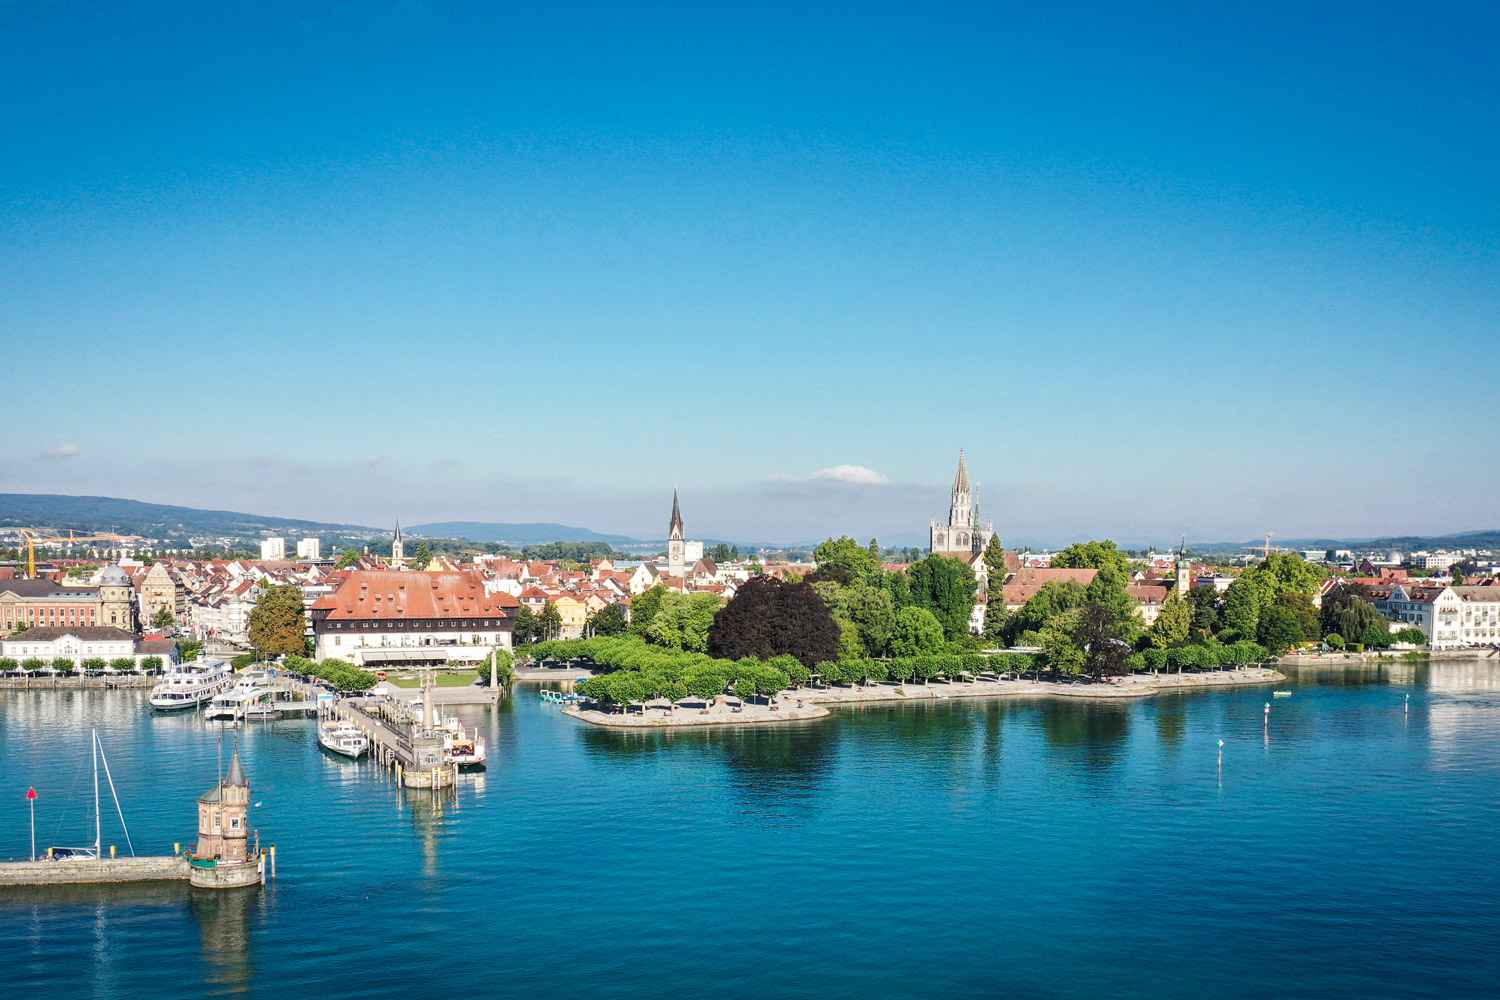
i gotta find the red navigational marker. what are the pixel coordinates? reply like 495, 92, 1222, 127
27, 786, 37, 862
28, 787, 37, 800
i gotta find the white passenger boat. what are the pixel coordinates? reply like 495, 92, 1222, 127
205, 682, 277, 722
318, 719, 370, 758
149, 660, 234, 711
435, 715, 487, 769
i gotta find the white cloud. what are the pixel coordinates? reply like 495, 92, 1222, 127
42, 444, 81, 459
769, 464, 890, 486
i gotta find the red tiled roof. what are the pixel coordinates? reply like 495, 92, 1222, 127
310, 571, 518, 620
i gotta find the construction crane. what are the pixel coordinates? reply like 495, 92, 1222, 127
12, 529, 145, 578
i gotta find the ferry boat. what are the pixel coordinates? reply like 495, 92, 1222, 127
317, 719, 370, 758
435, 715, 487, 769
149, 661, 234, 711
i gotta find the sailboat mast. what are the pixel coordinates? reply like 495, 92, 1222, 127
93, 729, 101, 859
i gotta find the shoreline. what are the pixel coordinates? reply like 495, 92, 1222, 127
559, 667, 1286, 729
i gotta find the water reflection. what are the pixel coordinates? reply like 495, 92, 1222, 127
189, 885, 262, 994
1037, 699, 1131, 776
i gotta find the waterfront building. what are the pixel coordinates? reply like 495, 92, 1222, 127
1381, 584, 1500, 648
309, 569, 519, 667
0, 625, 177, 668
0, 564, 137, 635
260, 537, 286, 561
296, 537, 321, 560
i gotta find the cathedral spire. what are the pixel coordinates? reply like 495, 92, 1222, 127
953, 449, 970, 495
669, 489, 684, 540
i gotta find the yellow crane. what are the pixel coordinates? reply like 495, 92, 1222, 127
13, 529, 145, 578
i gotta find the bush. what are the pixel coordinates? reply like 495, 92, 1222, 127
960, 654, 987, 679
1325, 633, 1345, 649
1395, 628, 1427, 646
110, 657, 135, 671
141, 656, 164, 672
817, 661, 846, 685
52, 658, 76, 674
20, 657, 46, 672
81, 658, 107, 672
0, 657, 18, 671
1141, 648, 1168, 672
231, 653, 257, 670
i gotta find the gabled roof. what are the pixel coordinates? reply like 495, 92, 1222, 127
1, 626, 138, 641
309, 571, 519, 620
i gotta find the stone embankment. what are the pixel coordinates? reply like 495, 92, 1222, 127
565, 699, 828, 728
561, 667, 1284, 729
0, 856, 189, 886
1280, 649, 1496, 666
0, 675, 155, 689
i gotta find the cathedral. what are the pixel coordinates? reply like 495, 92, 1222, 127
930, 450, 995, 557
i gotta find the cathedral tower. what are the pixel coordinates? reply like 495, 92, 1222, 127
930, 450, 994, 555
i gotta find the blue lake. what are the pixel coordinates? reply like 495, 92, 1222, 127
3, 659, 1499, 999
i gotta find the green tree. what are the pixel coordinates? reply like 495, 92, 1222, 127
335, 549, 362, 569
1258, 606, 1306, 653
512, 605, 538, 645
151, 607, 176, 631
825, 582, 896, 658
1185, 585, 1221, 636
1321, 585, 1389, 643
1149, 590, 1192, 648
587, 604, 628, 637
1451, 567, 1466, 585
1325, 633, 1345, 649
867, 538, 881, 563
413, 540, 433, 571
1052, 539, 1130, 575
538, 601, 563, 641
1221, 576, 1271, 637
889, 606, 945, 656
881, 570, 913, 609
1258, 553, 1326, 596
813, 536, 880, 582
982, 597, 1010, 642
1039, 610, 1085, 675
1083, 564, 1134, 624
247, 584, 308, 657
1005, 579, 1087, 644
981, 535, 1008, 594
627, 584, 669, 639
645, 592, 720, 652
1274, 591, 1320, 642
906, 554, 977, 641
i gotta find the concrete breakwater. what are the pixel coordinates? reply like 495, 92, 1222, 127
0, 856, 190, 886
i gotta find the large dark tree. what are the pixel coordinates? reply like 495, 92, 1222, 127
1076, 602, 1132, 680
247, 584, 307, 657
1186, 585, 1222, 635
708, 576, 840, 667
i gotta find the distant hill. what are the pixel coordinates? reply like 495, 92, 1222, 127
408, 521, 640, 546
0, 494, 372, 539
1194, 530, 1500, 554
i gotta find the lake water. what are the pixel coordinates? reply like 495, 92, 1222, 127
3, 659, 1499, 999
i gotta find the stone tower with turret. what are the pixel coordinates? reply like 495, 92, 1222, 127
930, 450, 995, 555
1175, 537, 1192, 597
667, 491, 686, 579
196, 747, 251, 863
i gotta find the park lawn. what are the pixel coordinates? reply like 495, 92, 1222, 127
383, 671, 480, 688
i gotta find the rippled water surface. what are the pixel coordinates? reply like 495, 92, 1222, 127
3, 659, 1499, 999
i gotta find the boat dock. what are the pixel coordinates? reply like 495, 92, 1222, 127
326, 686, 458, 790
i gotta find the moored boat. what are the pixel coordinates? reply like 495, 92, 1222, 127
150, 661, 234, 711
318, 719, 370, 758
435, 714, 487, 768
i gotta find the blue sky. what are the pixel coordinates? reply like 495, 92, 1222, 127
2, 1, 1496, 546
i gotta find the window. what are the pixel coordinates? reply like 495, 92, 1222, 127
214, 815, 221, 830
231, 817, 240, 829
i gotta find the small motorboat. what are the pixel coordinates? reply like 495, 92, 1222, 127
1273, 690, 1293, 698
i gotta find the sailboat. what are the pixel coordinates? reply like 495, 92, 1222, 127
46, 730, 136, 861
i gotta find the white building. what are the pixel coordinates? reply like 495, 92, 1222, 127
1411, 553, 1460, 571
296, 537, 321, 561
260, 537, 286, 561
1, 627, 178, 669
1381, 585, 1500, 648
309, 570, 519, 668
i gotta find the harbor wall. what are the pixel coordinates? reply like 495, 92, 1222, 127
0, 675, 156, 689
0, 856, 190, 886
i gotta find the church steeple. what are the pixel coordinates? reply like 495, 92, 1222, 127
391, 520, 405, 569
669, 490, 684, 541
953, 449, 970, 495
